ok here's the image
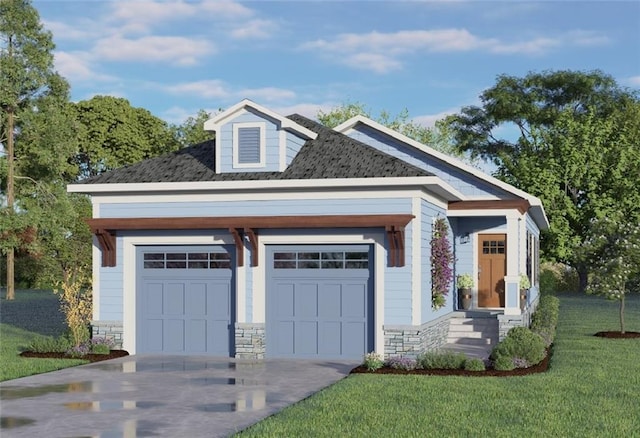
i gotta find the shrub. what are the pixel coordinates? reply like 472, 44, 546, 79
417, 350, 467, 370
531, 295, 560, 346
28, 335, 71, 353
386, 356, 418, 371
463, 358, 486, 371
54, 267, 92, 347
66, 344, 90, 358
493, 355, 515, 371
363, 352, 384, 371
491, 326, 546, 369
90, 337, 115, 354
540, 262, 579, 294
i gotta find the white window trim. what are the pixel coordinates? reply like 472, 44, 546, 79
233, 122, 266, 168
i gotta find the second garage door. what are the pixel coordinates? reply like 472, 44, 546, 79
266, 245, 373, 359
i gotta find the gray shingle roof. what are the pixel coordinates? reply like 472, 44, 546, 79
79, 114, 432, 184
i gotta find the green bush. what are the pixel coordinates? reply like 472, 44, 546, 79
531, 295, 560, 346
363, 352, 384, 371
491, 327, 546, 369
417, 350, 467, 370
540, 262, 579, 294
463, 358, 486, 371
493, 355, 515, 371
28, 335, 71, 353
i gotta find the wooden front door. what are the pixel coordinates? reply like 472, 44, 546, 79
478, 234, 506, 307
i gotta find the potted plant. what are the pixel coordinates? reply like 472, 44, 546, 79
519, 274, 531, 310
457, 273, 474, 310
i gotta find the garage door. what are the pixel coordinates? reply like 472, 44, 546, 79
266, 245, 373, 359
136, 246, 234, 355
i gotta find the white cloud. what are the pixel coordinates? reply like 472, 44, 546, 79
238, 87, 296, 101
54, 51, 114, 82
230, 19, 278, 40
94, 35, 215, 66
166, 80, 231, 99
623, 76, 640, 87
412, 108, 457, 128
200, 0, 254, 18
273, 102, 333, 119
301, 28, 612, 73
44, 19, 96, 41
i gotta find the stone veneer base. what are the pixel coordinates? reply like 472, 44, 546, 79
91, 320, 124, 349
383, 313, 452, 358
235, 323, 265, 359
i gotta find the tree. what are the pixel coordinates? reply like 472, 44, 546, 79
172, 109, 215, 147
580, 214, 640, 333
318, 101, 464, 158
70, 96, 181, 179
1, 0, 67, 299
445, 70, 640, 291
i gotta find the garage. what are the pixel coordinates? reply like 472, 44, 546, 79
266, 245, 374, 359
136, 246, 234, 355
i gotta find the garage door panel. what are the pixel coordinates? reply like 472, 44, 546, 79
275, 321, 295, 355
318, 284, 341, 318
186, 283, 207, 316
165, 319, 185, 352
186, 319, 206, 352
296, 321, 319, 355
137, 246, 234, 356
342, 284, 366, 318
275, 284, 295, 317
343, 321, 366, 357
295, 283, 318, 317
320, 321, 341, 356
143, 319, 163, 352
209, 283, 231, 318
145, 283, 164, 315
166, 283, 185, 316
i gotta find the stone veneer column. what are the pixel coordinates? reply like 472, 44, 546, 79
91, 320, 124, 349
235, 323, 265, 359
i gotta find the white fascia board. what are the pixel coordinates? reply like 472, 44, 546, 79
334, 115, 549, 228
67, 176, 467, 200
203, 98, 317, 140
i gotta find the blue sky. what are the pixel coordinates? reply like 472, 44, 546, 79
34, 0, 640, 127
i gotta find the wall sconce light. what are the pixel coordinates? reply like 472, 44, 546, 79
460, 233, 470, 244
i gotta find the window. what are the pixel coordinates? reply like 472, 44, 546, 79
143, 252, 231, 269
482, 240, 505, 254
273, 251, 369, 269
233, 122, 266, 168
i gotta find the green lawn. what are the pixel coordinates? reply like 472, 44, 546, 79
0, 290, 88, 382
238, 294, 640, 437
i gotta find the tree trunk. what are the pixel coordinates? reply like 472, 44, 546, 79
5, 109, 15, 301
577, 265, 588, 294
619, 294, 625, 334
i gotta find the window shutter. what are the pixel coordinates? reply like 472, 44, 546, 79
237, 127, 261, 164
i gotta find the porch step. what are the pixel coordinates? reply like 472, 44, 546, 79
444, 313, 500, 360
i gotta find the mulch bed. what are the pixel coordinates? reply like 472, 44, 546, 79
20, 350, 129, 363
594, 331, 640, 339
350, 348, 552, 377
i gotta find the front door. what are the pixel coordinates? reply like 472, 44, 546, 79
478, 234, 506, 307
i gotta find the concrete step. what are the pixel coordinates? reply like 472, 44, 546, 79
447, 330, 497, 339
446, 337, 496, 346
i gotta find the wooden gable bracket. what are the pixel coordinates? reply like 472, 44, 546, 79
94, 229, 116, 267
229, 228, 245, 267
244, 228, 259, 267
385, 225, 406, 267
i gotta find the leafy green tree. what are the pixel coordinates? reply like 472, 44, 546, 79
70, 96, 180, 179
318, 101, 464, 158
579, 214, 640, 333
172, 109, 215, 147
1, 0, 69, 299
445, 70, 640, 291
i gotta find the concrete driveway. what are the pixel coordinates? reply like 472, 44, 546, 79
0, 355, 357, 437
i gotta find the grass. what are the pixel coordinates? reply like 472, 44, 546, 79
237, 294, 640, 437
0, 289, 88, 382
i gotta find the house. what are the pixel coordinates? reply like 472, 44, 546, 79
67, 99, 548, 360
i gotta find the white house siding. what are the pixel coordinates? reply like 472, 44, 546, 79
346, 125, 516, 199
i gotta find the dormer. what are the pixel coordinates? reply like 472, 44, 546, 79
204, 99, 317, 173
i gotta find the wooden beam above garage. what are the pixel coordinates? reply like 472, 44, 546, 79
87, 214, 414, 268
